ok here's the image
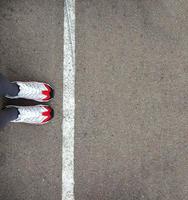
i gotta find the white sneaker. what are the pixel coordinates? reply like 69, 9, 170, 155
6, 81, 54, 102
9, 105, 54, 125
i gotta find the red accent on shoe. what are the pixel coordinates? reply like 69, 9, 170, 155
42, 106, 52, 123
42, 84, 51, 101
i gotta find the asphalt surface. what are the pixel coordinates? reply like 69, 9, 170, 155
75, 0, 188, 200
0, 0, 63, 199
0, 0, 188, 200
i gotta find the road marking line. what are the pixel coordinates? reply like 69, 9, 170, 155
63, 0, 75, 199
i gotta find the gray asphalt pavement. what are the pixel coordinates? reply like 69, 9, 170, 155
0, 0, 188, 200
0, 0, 63, 199
75, 0, 188, 200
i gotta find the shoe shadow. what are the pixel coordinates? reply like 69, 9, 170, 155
2, 98, 40, 108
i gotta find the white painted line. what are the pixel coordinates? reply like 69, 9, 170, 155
62, 0, 75, 199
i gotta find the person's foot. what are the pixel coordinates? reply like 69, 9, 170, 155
6, 81, 54, 102
8, 105, 54, 125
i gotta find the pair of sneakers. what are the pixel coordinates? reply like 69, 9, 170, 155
6, 81, 54, 125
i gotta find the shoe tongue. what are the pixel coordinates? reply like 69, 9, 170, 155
17, 83, 21, 94
16, 82, 34, 98
13, 107, 22, 122
16, 81, 24, 96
